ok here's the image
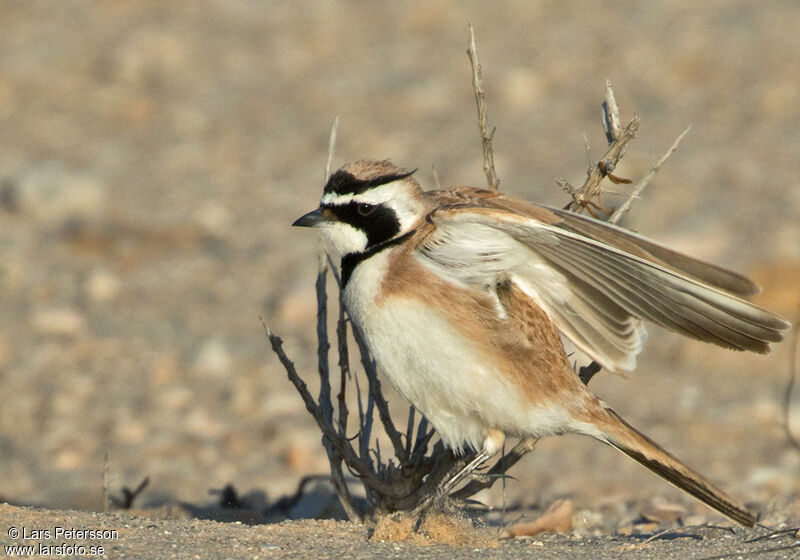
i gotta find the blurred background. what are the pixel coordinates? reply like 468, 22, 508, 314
0, 1, 798, 522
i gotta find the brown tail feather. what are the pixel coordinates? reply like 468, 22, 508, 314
598, 406, 755, 526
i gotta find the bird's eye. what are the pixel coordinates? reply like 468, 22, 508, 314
356, 203, 377, 216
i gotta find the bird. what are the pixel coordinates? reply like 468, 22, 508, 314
293, 159, 790, 526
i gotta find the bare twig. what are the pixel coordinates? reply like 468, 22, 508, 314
312, 255, 362, 519
696, 542, 800, 560
410, 416, 435, 466
639, 527, 703, 545
405, 406, 416, 457
335, 302, 351, 438
745, 527, 800, 543
583, 132, 594, 171
566, 115, 640, 213
602, 79, 622, 143
782, 315, 800, 452
565, 80, 639, 213
102, 451, 110, 513
352, 367, 372, 474
316, 252, 333, 423
467, 23, 499, 190
556, 177, 577, 196
325, 115, 339, 181
109, 477, 149, 509
609, 125, 691, 225
261, 321, 394, 497
326, 252, 342, 288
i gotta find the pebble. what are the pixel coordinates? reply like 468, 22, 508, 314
32, 307, 86, 336
194, 201, 232, 236
193, 338, 232, 377
16, 163, 106, 221
86, 269, 120, 302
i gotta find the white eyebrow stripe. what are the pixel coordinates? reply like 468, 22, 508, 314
321, 192, 354, 205
321, 188, 397, 206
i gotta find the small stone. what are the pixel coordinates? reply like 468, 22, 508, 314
193, 338, 232, 377
32, 307, 86, 336
16, 163, 106, 221
503, 499, 574, 537
86, 269, 120, 302
683, 515, 708, 526
194, 202, 232, 236
54, 446, 87, 470
640, 501, 686, 524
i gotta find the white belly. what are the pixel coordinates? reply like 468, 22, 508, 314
343, 253, 574, 452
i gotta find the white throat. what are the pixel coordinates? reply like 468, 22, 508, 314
319, 222, 369, 256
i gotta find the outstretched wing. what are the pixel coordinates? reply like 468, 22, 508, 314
417, 189, 789, 373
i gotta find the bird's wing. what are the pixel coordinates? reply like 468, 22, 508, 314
418, 189, 789, 373
538, 204, 761, 296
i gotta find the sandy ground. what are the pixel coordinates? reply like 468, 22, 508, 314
1, 1, 799, 557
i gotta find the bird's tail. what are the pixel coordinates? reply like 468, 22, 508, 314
592, 405, 755, 526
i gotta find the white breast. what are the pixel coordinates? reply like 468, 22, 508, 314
343, 251, 575, 452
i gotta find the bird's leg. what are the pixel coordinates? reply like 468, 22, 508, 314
411, 430, 506, 515
435, 450, 492, 498
436, 429, 505, 498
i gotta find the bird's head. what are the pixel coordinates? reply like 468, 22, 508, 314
293, 160, 426, 256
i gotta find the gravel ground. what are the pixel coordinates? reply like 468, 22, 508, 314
1, 1, 799, 557
2, 504, 800, 560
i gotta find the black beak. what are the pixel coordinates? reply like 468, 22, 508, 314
292, 208, 328, 227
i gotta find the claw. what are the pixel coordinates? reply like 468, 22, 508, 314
471, 472, 517, 484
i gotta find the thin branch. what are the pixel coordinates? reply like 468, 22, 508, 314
583, 132, 594, 171
467, 23, 499, 190
567, 115, 640, 213
316, 252, 333, 423
556, 177, 577, 196
263, 321, 321, 420
410, 416, 435, 466
353, 367, 373, 473
639, 527, 703, 545
602, 79, 622, 143
325, 115, 339, 181
362, 372, 376, 469
696, 542, 800, 560
609, 125, 691, 224
335, 302, 351, 437
262, 322, 395, 498
326, 252, 342, 288
312, 116, 364, 521
110, 477, 150, 509
405, 406, 416, 457
103, 451, 110, 513
745, 527, 800, 543
323, 442, 361, 521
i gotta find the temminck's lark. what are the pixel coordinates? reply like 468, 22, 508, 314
294, 160, 790, 525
